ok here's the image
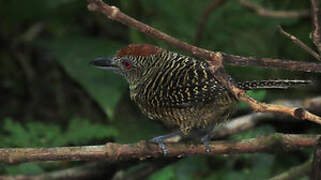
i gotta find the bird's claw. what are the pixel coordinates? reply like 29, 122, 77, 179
149, 131, 182, 156
201, 134, 211, 153
149, 137, 168, 156
204, 142, 211, 153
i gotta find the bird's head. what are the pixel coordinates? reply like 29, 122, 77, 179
91, 44, 164, 87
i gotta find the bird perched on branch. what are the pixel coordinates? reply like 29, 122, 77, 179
91, 44, 311, 155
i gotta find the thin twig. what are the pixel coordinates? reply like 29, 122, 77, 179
235, 88, 321, 125
269, 159, 312, 180
312, 138, 321, 180
239, 0, 310, 18
221, 53, 321, 73
278, 25, 321, 61
87, 0, 321, 126
194, 0, 227, 46
216, 68, 321, 125
311, 0, 321, 54
0, 133, 319, 165
214, 96, 321, 138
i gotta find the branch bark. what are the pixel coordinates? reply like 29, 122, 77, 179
221, 53, 321, 73
0, 133, 319, 165
239, 0, 310, 18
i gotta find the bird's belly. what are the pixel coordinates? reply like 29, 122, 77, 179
136, 100, 236, 135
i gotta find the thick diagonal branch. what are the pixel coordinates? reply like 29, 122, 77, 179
87, 0, 321, 73
87, 0, 222, 69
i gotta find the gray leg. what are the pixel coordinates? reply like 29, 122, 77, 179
200, 124, 215, 153
149, 131, 183, 156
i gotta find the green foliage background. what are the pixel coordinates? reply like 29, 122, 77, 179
0, 0, 320, 179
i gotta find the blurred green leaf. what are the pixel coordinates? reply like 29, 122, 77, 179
175, 156, 209, 180
0, 118, 117, 148
43, 36, 127, 118
5, 163, 44, 175
231, 125, 275, 140
205, 154, 274, 180
148, 164, 176, 180
65, 117, 118, 144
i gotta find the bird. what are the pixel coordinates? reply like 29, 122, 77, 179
91, 44, 311, 155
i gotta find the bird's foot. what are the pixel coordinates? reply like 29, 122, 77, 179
149, 136, 168, 156
201, 134, 211, 153
149, 131, 182, 156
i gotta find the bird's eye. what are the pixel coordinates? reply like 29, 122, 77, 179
122, 60, 133, 69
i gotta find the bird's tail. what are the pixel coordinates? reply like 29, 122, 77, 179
236, 80, 312, 90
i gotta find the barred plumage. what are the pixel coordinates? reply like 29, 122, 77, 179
91, 44, 311, 153
126, 50, 237, 134
236, 80, 312, 90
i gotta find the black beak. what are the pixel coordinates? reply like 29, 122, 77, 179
90, 57, 119, 71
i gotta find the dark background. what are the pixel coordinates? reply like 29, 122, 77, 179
1, 0, 320, 179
